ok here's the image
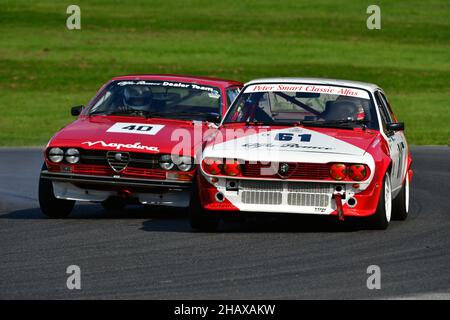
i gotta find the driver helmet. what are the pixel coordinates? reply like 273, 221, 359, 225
123, 85, 152, 110
335, 97, 366, 121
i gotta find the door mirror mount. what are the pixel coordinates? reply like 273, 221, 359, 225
71, 105, 84, 116
206, 113, 221, 124
386, 122, 404, 131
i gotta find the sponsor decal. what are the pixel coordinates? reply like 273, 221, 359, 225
107, 122, 164, 136
82, 141, 159, 152
241, 142, 333, 150
116, 80, 218, 94
275, 133, 312, 142
245, 84, 370, 100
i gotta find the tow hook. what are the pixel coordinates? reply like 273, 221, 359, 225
119, 188, 132, 198
333, 191, 345, 221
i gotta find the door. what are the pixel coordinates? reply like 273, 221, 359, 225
375, 91, 406, 193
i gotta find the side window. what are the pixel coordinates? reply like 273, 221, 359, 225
375, 91, 392, 134
379, 91, 397, 122
226, 87, 241, 108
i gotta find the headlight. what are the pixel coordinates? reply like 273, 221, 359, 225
176, 156, 193, 172
48, 147, 64, 163
65, 148, 80, 164
203, 157, 223, 175
330, 163, 347, 181
159, 154, 174, 170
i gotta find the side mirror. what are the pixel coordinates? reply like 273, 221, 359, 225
71, 105, 84, 116
206, 113, 221, 124
387, 122, 404, 131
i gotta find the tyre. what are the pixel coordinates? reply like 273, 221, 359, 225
38, 164, 75, 218
188, 182, 219, 232
368, 172, 392, 230
392, 173, 409, 221
101, 197, 126, 213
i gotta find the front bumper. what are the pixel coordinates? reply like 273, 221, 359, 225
41, 170, 192, 206
41, 170, 192, 189
198, 175, 382, 217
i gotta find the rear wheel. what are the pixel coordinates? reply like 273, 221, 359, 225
392, 173, 409, 221
368, 172, 392, 230
188, 182, 219, 232
39, 164, 75, 218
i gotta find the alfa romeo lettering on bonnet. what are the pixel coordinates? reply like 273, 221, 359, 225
106, 122, 165, 136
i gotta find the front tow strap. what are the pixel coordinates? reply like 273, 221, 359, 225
334, 192, 345, 221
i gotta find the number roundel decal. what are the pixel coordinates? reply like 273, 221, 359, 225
106, 122, 165, 136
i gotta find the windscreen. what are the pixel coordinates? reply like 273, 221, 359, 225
224, 83, 378, 129
89, 80, 222, 121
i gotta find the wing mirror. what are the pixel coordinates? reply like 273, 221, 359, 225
206, 113, 221, 124
386, 122, 404, 131
71, 105, 84, 116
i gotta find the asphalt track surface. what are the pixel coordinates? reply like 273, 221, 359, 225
0, 146, 449, 299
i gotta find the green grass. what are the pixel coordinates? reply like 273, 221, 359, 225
0, 0, 449, 145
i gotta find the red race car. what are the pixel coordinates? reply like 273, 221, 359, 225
39, 74, 242, 217
193, 78, 412, 230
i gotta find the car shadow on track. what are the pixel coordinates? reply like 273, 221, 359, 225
0, 204, 188, 220
1, 205, 366, 233
142, 213, 366, 233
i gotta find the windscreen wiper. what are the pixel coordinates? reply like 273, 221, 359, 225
89, 107, 151, 118
301, 119, 368, 130
144, 111, 212, 120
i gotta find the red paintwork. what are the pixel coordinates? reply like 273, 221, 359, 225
44, 75, 243, 180
201, 160, 371, 182
197, 174, 238, 211
49, 116, 209, 155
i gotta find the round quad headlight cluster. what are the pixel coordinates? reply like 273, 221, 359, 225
159, 155, 175, 170
48, 147, 80, 164
65, 148, 80, 164
48, 148, 64, 163
159, 155, 193, 172
175, 156, 193, 172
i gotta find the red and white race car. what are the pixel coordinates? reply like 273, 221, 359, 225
39, 74, 242, 217
193, 78, 412, 230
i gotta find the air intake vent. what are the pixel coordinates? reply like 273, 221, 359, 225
106, 151, 130, 172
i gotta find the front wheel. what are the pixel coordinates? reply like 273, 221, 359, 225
39, 170, 75, 218
367, 172, 392, 230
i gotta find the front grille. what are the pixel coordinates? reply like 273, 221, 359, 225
241, 162, 330, 180
241, 191, 283, 205
72, 164, 167, 180
70, 149, 164, 179
239, 181, 333, 207
72, 164, 112, 175
80, 149, 160, 169
107, 151, 130, 172
287, 193, 329, 207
